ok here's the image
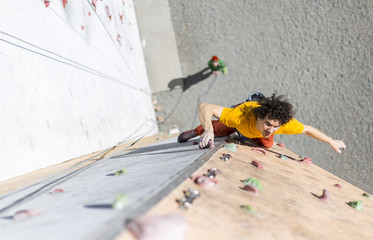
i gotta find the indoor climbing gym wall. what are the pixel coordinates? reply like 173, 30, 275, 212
0, 0, 157, 181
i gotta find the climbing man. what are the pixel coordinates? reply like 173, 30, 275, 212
208, 55, 227, 75
177, 92, 346, 153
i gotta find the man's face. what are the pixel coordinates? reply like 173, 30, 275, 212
256, 117, 281, 138
212, 60, 219, 67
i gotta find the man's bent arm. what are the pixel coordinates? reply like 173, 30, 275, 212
198, 103, 224, 148
302, 124, 346, 154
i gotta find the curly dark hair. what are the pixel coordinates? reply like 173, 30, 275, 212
252, 92, 295, 125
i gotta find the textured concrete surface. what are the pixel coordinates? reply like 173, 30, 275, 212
153, 1, 373, 193
134, 0, 183, 93
0, 137, 216, 240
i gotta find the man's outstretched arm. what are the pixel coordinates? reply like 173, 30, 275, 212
198, 103, 224, 148
302, 124, 346, 153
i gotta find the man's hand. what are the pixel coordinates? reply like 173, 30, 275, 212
329, 139, 346, 154
199, 129, 214, 149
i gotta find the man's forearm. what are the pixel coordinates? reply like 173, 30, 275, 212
302, 124, 346, 153
303, 124, 333, 144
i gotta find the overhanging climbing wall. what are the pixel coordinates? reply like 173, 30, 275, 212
0, 0, 157, 181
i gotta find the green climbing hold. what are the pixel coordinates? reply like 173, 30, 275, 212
115, 169, 128, 176
362, 193, 370, 198
240, 205, 256, 213
347, 200, 364, 211
112, 194, 130, 210
224, 143, 237, 152
242, 177, 263, 190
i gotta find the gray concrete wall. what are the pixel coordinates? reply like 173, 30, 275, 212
134, 0, 183, 93
153, 0, 373, 193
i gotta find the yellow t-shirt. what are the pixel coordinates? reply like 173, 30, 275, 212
219, 101, 304, 138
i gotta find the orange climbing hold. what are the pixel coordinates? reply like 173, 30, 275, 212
62, 0, 67, 8
44, 0, 50, 7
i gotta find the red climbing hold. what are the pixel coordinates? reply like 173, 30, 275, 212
92, 0, 97, 10
192, 175, 218, 188
319, 189, 330, 202
62, 0, 68, 8
81, 26, 85, 30
243, 185, 259, 195
88, 12, 91, 16
105, 6, 112, 21
277, 143, 286, 147
334, 183, 342, 188
251, 160, 264, 169
44, 0, 50, 7
302, 157, 312, 164
13, 209, 40, 220
119, 14, 124, 24
252, 147, 266, 155
117, 34, 122, 46
50, 188, 64, 194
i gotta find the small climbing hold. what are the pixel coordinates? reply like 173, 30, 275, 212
81, 26, 85, 30
240, 205, 256, 213
302, 157, 312, 164
220, 153, 232, 162
156, 137, 162, 140
88, 12, 91, 16
362, 193, 370, 198
177, 189, 200, 209
62, 0, 68, 8
242, 177, 263, 190
243, 184, 259, 195
279, 154, 288, 160
277, 143, 286, 147
44, 0, 50, 7
50, 188, 64, 194
224, 143, 237, 152
252, 147, 266, 155
119, 14, 124, 24
112, 194, 130, 210
126, 214, 186, 240
242, 178, 263, 195
117, 34, 122, 46
13, 210, 40, 220
105, 6, 112, 21
251, 160, 264, 169
92, 0, 97, 10
114, 169, 127, 176
347, 200, 364, 211
192, 175, 218, 188
318, 189, 330, 202
204, 167, 221, 178
156, 116, 165, 122
192, 141, 199, 145
334, 183, 342, 188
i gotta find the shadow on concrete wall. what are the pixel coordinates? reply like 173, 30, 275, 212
168, 67, 212, 91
